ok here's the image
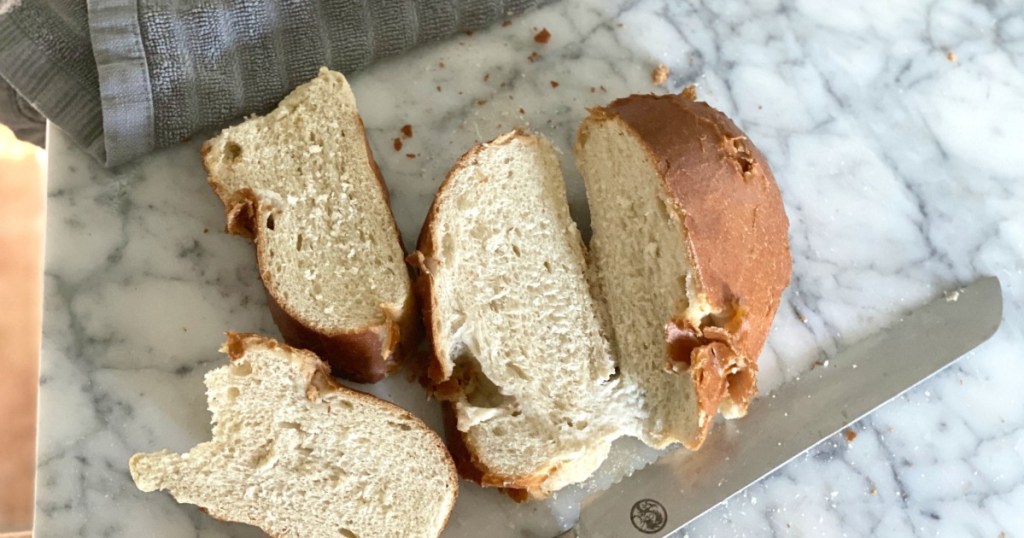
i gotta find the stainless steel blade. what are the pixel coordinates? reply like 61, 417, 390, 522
561, 276, 1003, 538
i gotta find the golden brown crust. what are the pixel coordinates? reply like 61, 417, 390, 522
201, 112, 421, 384
585, 93, 791, 444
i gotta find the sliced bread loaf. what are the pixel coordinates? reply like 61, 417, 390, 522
577, 93, 791, 449
409, 131, 640, 499
130, 333, 457, 538
202, 68, 416, 383
413, 94, 790, 499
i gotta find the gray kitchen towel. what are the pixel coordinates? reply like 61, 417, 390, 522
0, 0, 548, 167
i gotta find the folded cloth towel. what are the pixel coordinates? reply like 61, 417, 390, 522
0, 0, 548, 166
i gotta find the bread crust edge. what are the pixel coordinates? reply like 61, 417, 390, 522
199, 108, 421, 384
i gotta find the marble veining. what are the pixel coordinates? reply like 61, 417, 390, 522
36, 0, 1024, 536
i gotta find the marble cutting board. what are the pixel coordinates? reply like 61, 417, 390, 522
36, 0, 1024, 536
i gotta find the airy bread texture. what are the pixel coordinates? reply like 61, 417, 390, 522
413, 94, 790, 499
578, 94, 792, 447
202, 68, 416, 383
409, 131, 640, 499
130, 333, 457, 538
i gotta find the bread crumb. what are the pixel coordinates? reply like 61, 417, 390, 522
406, 153, 416, 159
465, 30, 474, 36
534, 28, 551, 44
401, 124, 413, 138
483, 73, 490, 82
844, 429, 857, 442
438, 61, 445, 68
502, 19, 512, 27
203, 227, 209, 234
869, 487, 878, 496
518, 107, 525, 114
528, 51, 540, 63
393, 138, 403, 151
550, 80, 559, 88
436, 85, 442, 92
681, 84, 698, 101
947, 50, 957, 62
945, 289, 962, 302
477, 99, 488, 106
652, 64, 670, 85
599, 85, 607, 92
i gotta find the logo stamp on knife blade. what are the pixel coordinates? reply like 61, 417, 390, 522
630, 498, 667, 533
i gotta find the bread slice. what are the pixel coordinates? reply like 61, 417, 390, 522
130, 333, 457, 538
201, 68, 416, 383
576, 93, 792, 449
408, 131, 640, 499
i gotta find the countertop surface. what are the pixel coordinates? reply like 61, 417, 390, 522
36, 0, 1024, 536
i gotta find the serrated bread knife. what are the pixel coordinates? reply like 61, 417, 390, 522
556, 276, 1003, 538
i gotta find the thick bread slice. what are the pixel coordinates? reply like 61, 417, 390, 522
409, 131, 639, 499
202, 68, 416, 383
577, 93, 792, 449
130, 333, 457, 538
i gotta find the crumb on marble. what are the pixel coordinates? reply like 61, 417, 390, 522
844, 429, 857, 442
465, 30, 474, 36
477, 99, 488, 106
203, 227, 209, 234
502, 19, 512, 27
944, 288, 962, 302
401, 124, 413, 138
869, 487, 878, 496
438, 61, 445, 68
436, 85, 442, 92
483, 73, 490, 82
652, 64, 670, 85
600, 85, 607, 92
534, 28, 551, 44
947, 50, 957, 62
528, 51, 541, 63
681, 84, 698, 101
406, 153, 416, 159
550, 80, 560, 88
519, 107, 526, 115
393, 138, 402, 151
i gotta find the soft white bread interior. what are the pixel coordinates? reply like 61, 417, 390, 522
409, 131, 640, 499
130, 333, 457, 538
202, 68, 416, 383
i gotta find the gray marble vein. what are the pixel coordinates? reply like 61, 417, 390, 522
36, 0, 1024, 536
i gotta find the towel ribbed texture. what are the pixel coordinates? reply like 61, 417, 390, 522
0, 0, 545, 166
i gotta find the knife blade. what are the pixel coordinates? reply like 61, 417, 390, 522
557, 276, 1003, 538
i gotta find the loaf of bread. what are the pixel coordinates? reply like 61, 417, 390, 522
412, 94, 791, 499
578, 93, 791, 447
130, 333, 457, 538
202, 68, 417, 383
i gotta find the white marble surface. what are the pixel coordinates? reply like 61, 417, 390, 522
35, 0, 1024, 536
